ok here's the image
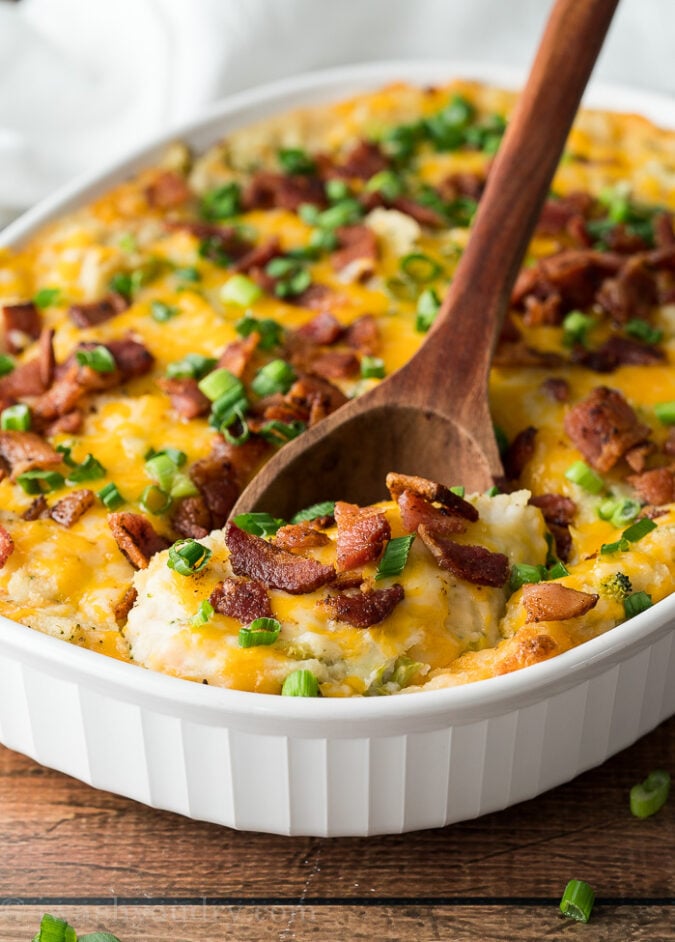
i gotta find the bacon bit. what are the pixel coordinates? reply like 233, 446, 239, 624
171, 495, 211, 540
0, 431, 61, 480
309, 351, 360, 380
334, 501, 390, 573
503, 426, 537, 480
166, 220, 252, 260
576, 335, 665, 374
69, 293, 129, 329
535, 192, 593, 237
45, 410, 84, 437
663, 429, 675, 458
285, 373, 348, 427
274, 522, 330, 551
522, 582, 598, 623
335, 140, 389, 180
292, 283, 339, 312
242, 171, 326, 212
397, 489, 468, 536
217, 332, 259, 379
596, 257, 659, 323
22, 495, 49, 520
331, 570, 364, 590
390, 196, 444, 228
225, 522, 334, 594
295, 312, 344, 346
540, 377, 570, 402
654, 212, 675, 249
492, 342, 565, 369
50, 489, 95, 528
331, 225, 377, 280
209, 576, 272, 622
157, 377, 210, 419
105, 338, 155, 380
418, 525, 509, 587
232, 237, 283, 275
0, 357, 48, 400
190, 454, 240, 530
605, 224, 650, 254
108, 512, 171, 569
320, 583, 404, 628
438, 171, 486, 202
385, 472, 479, 521
564, 386, 650, 472
212, 434, 271, 487
258, 396, 306, 426
145, 170, 191, 209
2, 302, 41, 352
0, 524, 14, 570
511, 249, 622, 316
522, 292, 562, 327
529, 493, 576, 526
38, 328, 56, 388
113, 586, 137, 624
344, 314, 380, 355
628, 467, 675, 506
624, 442, 653, 473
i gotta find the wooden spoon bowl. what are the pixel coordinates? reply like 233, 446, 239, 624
233, 0, 619, 519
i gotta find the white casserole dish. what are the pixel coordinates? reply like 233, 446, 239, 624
1, 61, 674, 837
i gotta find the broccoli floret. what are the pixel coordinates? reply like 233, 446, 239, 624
600, 571, 633, 602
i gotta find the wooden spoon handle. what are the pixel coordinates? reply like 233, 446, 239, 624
395, 0, 619, 418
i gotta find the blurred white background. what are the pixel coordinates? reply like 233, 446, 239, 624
0, 0, 672, 224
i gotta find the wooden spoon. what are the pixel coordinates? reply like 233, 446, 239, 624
232, 0, 619, 519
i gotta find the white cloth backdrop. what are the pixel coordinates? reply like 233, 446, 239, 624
0, 0, 672, 224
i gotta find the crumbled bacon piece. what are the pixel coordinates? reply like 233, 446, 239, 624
396, 489, 468, 536
225, 522, 334, 594
522, 583, 598, 623
335, 140, 389, 180
105, 338, 155, 380
417, 525, 509, 587
157, 377, 210, 419
320, 583, 404, 628
390, 196, 445, 228
535, 192, 593, 237
50, 489, 95, 528
529, 492, 577, 561
232, 237, 283, 275
663, 429, 675, 458
564, 386, 650, 472
0, 524, 14, 570
22, 495, 49, 521
344, 314, 379, 355
596, 256, 659, 323
628, 467, 675, 506
522, 293, 562, 327
503, 426, 537, 480
334, 501, 390, 573
190, 453, 240, 530
0, 357, 49, 399
2, 302, 41, 352
242, 171, 326, 212
285, 374, 348, 427
209, 576, 272, 623
166, 220, 252, 260
0, 431, 61, 480
571, 335, 665, 373
171, 495, 211, 540
540, 377, 570, 402
145, 170, 191, 209
438, 171, 486, 202
113, 586, 137, 624
624, 442, 653, 473
309, 351, 360, 379
492, 342, 564, 369
654, 212, 675, 248
511, 249, 622, 319
38, 328, 56, 388
107, 512, 171, 569
295, 312, 344, 346
331, 225, 377, 280
217, 332, 259, 379
292, 283, 339, 311
212, 434, 271, 487
274, 522, 330, 551
385, 472, 479, 521
68, 293, 129, 328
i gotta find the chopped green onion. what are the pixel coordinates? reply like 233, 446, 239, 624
441, 94, 475, 129
210, 389, 249, 431
375, 534, 415, 581
118, 232, 138, 253
493, 425, 509, 457
315, 199, 364, 230
75, 345, 116, 374
600, 537, 629, 555
623, 591, 653, 618
150, 300, 179, 323
98, 481, 125, 510
145, 446, 187, 467
175, 265, 201, 284
169, 473, 198, 499
298, 203, 321, 226
239, 616, 282, 647
200, 182, 241, 221
364, 170, 403, 200
424, 113, 464, 151
167, 539, 212, 576
449, 485, 465, 497
291, 500, 335, 524
108, 271, 133, 298
232, 512, 286, 537
565, 460, 605, 494
198, 367, 241, 402
562, 310, 594, 347
610, 499, 641, 528
281, 668, 319, 697
381, 122, 425, 161
278, 148, 316, 175
622, 517, 657, 542
360, 356, 386, 379
385, 276, 419, 301
235, 313, 283, 351
559, 879, 595, 923
220, 273, 263, 307
624, 318, 662, 344
145, 453, 178, 491
415, 288, 441, 333
251, 359, 296, 397
547, 560, 569, 580
400, 252, 442, 283
222, 411, 250, 447
1, 403, 31, 431
485, 485, 501, 497
0, 354, 14, 377
166, 352, 217, 380
16, 469, 65, 495
33, 287, 62, 309
259, 419, 306, 444
598, 182, 631, 223
190, 600, 214, 627
325, 178, 350, 202
308, 227, 339, 253
66, 453, 106, 484
654, 401, 675, 425
510, 563, 546, 592
630, 769, 671, 818
198, 237, 231, 268
55, 443, 77, 466
139, 484, 173, 515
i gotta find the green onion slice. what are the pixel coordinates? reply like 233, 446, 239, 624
144, 453, 178, 491
564, 460, 604, 494
400, 252, 442, 283
33, 287, 62, 309
220, 273, 263, 307
623, 591, 653, 619
139, 484, 173, 515
629, 769, 671, 818
278, 148, 316, 175
251, 359, 296, 397
1, 403, 31, 431
259, 419, 306, 445
66, 453, 107, 484
562, 310, 594, 347
622, 517, 657, 542
166, 353, 217, 380
175, 266, 201, 284
197, 367, 241, 402
239, 616, 282, 647
98, 482, 125, 510
325, 178, 350, 202
510, 563, 546, 592
235, 313, 283, 351
167, 539, 212, 576
624, 318, 662, 345
547, 560, 569, 580
222, 411, 250, 447
375, 534, 415, 581
415, 288, 441, 333
360, 356, 386, 380
190, 600, 214, 627
449, 485, 465, 497
75, 345, 116, 374
364, 170, 403, 200
16, 469, 65, 495
0, 354, 14, 377
291, 501, 335, 524
200, 182, 241, 221
559, 879, 595, 923
150, 300, 179, 323
232, 512, 285, 537
654, 401, 675, 425
281, 669, 319, 697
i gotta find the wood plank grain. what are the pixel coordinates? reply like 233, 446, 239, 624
1, 904, 673, 942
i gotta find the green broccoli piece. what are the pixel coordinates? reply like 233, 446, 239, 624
600, 571, 633, 602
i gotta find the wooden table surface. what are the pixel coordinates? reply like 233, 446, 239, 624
0, 717, 672, 942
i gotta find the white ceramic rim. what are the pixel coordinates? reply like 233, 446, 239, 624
1, 58, 674, 734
